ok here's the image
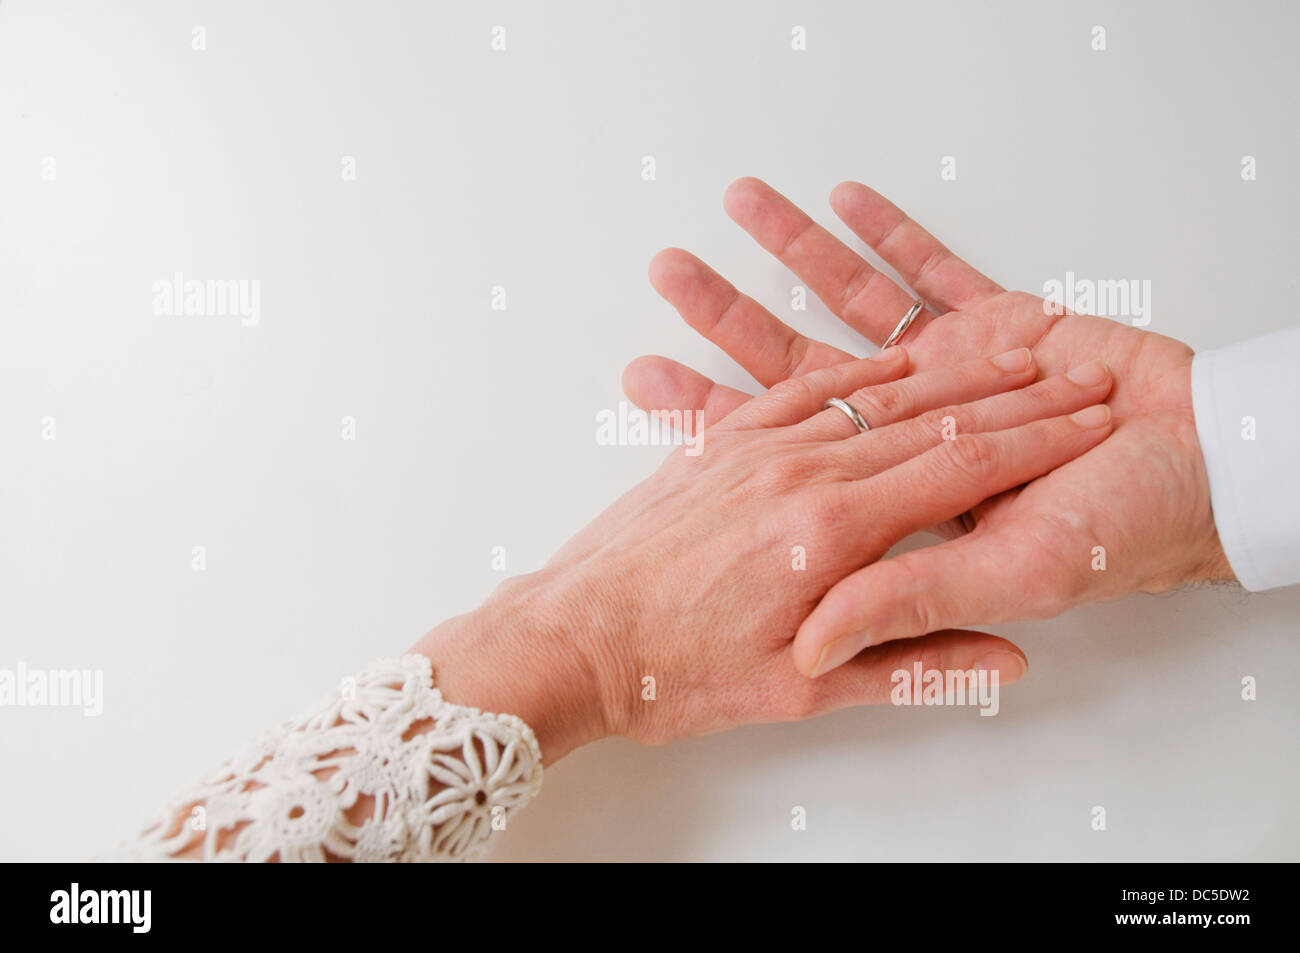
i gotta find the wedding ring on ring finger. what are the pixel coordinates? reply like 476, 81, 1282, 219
823, 397, 870, 434
882, 299, 925, 351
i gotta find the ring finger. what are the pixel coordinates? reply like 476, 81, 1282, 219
800, 347, 1037, 441
829, 359, 1114, 477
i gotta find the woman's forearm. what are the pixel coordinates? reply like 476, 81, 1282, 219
111, 587, 601, 861
108, 350, 1103, 862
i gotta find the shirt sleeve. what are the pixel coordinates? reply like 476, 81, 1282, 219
1191, 326, 1300, 591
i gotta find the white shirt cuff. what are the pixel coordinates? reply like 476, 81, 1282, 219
1191, 327, 1300, 591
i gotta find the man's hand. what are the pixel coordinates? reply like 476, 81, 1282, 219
623, 178, 1235, 677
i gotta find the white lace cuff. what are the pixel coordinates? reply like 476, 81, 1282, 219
105, 655, 544, 862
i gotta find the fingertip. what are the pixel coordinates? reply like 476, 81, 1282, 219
800, 637, 841, 680
830, 180, 886, 218
723, 176, 771, 221
829, 180, 864, 210
1069, 403, 1112, 429
870, 344, 909, 367
1064, 359, 1111, 388
647, 247, 689, 290
990, 346, 1034, 374
621, 354, 698, 411
620, 354, 660, 398
793, 599, 865, 679
790, 627, 824, 679
794, 652, 820, 680
975, 647, 1029, 685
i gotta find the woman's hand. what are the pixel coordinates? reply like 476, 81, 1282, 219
624, 178, 1234, 677
414, 348, 1115, 762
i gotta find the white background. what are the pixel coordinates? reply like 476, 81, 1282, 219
1, 0, 1297, 861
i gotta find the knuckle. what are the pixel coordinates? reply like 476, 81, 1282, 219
1017, 376, 1064, 413
915, 641, 948, 678
1024, 517, 1095, 612
777, 484, 848, 538
1047, 567, 1091, 609
767, 375, 815, 409
943, 434, 1000, 481
915, 407, 946, 432
767, 485, 858, 556
891, 561, 942, 637
913, 246, 948, 286
917, 405, 966, 438
802, 483, 853, 529
837, 260, 878, 316
1013, 382, 1054, 415
851, 381, 907, 424
780, 336, 812, 380
754, 448, 824, 490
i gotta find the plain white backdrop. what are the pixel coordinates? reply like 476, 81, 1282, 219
1, 0, 1297, 861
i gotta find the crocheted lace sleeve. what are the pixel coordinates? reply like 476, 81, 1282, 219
104, 655, 544, 862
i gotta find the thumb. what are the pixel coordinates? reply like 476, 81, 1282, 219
808, 628, 1029, 713
795, 521, 1094, 678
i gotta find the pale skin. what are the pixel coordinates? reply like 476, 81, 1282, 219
172, 346, 1116, 857
622, 178, 1236, 679
412, 349, 1117, 764
165, 181, 1226, 859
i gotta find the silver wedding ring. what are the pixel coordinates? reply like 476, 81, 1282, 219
823, 397, 870, 433
882, 299, 925, 350
823, 299, 923, 433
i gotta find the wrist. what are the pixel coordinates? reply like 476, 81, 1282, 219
1178, 402, 1239, 587
1185, 532, 1237, 586
1143, 358, 1239, 591
409, 569, 614, 764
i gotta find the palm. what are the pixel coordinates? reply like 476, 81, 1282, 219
914, 297, 1209, 602
625, 179, 1226, 632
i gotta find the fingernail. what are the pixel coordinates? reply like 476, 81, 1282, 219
871, 345, 906, 362
1066, 359, 1108, 386
808, 633, 866, 678
1070, 404, 1112, 428
974, 650, 1028, 681
991, 347, 1032, 372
